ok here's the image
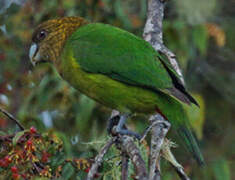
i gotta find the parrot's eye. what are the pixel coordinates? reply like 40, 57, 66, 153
36, 30, 47, 41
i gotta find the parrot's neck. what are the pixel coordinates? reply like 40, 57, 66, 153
49, 17, 89, 65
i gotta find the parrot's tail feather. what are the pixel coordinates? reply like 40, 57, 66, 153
154, 101, 204, 165
177, 126, 205, 166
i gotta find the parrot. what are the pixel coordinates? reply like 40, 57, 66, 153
29, 17, 204, 165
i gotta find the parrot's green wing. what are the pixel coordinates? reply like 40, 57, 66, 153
60, 23, 203, 164
64, 23, 196, 105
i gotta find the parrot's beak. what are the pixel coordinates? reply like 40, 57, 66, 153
29, 43, 40, 66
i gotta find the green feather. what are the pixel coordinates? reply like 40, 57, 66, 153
66, 23, 173, 91
58, 23, 204, 165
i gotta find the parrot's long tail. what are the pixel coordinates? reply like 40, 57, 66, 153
155, 99, 205, 166
177, 126, 205, 166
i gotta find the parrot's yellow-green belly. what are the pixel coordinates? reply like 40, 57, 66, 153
61, 57, 160, 114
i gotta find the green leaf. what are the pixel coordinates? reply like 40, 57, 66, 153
34, 177, 50, 180
50, 152, 66, 168
55, 132, 73, 156
114, 0, 132, 29
192, 25, 208, 55
0, 130, 6, 136
212, 159, 231, 180
61, 163, 75, 180
12, 130, 28, 146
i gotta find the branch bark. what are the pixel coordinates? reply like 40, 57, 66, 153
112, 110, 148, 180
87, 111, 148, 180
121, 153, 129, 180
119, 136, 148, 180
0, 106, 24, 130
87, 138, 115, 180
143, 1, 190, 180
144, 0, 185, 85
148, 115, 170, 180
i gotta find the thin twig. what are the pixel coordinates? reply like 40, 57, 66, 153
140, 120, 159, 142
161, 139, 189, 180
86, 138, 115, 180
0, 107, 24, 130
153, 167, 161, 180
173, 166, 191, 180
0, 134, 14, 142
32, 161, 41, 175
121, 153, 129, 180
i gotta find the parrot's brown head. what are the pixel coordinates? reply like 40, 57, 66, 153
29, 17, 88, 66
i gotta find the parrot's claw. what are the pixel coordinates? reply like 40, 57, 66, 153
115, 129, 142, 140
107, 115, 120, 134
107, 113, 141, 140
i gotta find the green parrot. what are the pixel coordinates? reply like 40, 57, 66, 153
29, 17, 204, 165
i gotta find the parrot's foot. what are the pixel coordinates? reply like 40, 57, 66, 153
107, 113, 141, 140
107, 115, 120, 134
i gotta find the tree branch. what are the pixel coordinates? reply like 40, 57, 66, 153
119, 136, 148, 180
121, 153, 129, 180
86, 138, 115, 180
111, 110, 148, 180
148, 115, 171, 180
161, 139, 190, 180
173, 166, 191, 180
143, 0, 164, 45
86, 136, 148, 180
0, 106, 24, 130
143, 1, 190, 180
87, 111, 148, 180
143, 0, 185, 85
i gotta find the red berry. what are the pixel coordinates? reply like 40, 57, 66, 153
0, 159, 7, 167
27, 140, 32, 146
41, 151, 50, 163
11, 166, 18, 173
12, 173, 20, 180
94, 173, 100, 178
21, 174, 27, 179
84, 167, 90, 173
0, 160, 3, 166
30, 126, 37, 134
4, 155, 11, 163
0, 53, 5, 61
84, 168, 99, 178
4, 156, 8, 161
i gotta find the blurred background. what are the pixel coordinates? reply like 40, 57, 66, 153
0, 0, 234, 179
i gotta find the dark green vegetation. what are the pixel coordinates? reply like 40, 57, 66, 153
0, 0, 234, 179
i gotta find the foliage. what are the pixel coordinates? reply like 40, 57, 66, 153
0, 126, 92, 179
0, 0, 234, 179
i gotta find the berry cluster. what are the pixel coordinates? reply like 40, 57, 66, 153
0, 126, 92, 179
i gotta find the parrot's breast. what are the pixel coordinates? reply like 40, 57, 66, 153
59, 56, 163, 114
